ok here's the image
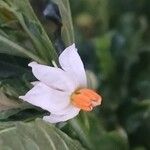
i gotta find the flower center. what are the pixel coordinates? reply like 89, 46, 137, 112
71, 88, 102, 111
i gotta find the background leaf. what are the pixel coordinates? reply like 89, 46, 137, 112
52, 0, 75, 46
0, 0, 58, 64
0, 119, 85, 150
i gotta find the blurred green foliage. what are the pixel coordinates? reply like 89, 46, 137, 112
70, 0, 150, 149
0, 119, 85, 150
0, 0, 149, 150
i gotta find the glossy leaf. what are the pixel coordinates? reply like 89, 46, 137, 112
52, 0, 75, 46
0, 119, 85, 150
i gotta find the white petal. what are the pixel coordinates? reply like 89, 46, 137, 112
19, 82, 70, 113
52, 104, 80, 115
28, 62, 75, 92
43, 107, 80, 123
30, 81, 40, 86
59, 43, 87, 88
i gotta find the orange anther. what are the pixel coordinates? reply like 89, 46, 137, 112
71, 88, 102, 111
78, 89, 101, 101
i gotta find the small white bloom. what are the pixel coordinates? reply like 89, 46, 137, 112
19, 44, 102, 123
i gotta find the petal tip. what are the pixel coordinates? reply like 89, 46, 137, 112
19, 96, 24, 100
71, 43, 77, 51
71, 43, 75, 47
65, 43, 77, 51
30, 81, 39, 86
19, 96, 22, 98
43, 115, 56, 124
28, 61, 37, 67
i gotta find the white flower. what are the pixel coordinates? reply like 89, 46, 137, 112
19, 44, 102, 123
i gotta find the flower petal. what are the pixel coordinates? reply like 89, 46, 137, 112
30, 81, 40, 86
52, 104, 80, 115
29, 62, 75, 92
59, 43, 87, 87
43, 107, 80, 123
19, 82, 70, 113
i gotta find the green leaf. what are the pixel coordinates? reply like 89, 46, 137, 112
95, 32, 116, 79
0, 0, 58, 64
52, 0, 75, 46
0, 91, 26, 120
0, 91, 21, 110
97, 131, 129, 150
0, 119, 85, 150
0, 34, 45, 64
68, 113, 106, 150
0, 54, 30, 79
132, 147, 146, 150
118, 99, 150, 133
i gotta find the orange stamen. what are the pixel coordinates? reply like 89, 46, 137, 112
71, 88, 102, 111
